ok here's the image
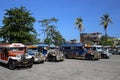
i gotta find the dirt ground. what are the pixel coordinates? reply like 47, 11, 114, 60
0, 55, 120, 80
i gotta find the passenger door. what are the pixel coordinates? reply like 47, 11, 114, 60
1, 48, 8, 61
0, 48, 2, 60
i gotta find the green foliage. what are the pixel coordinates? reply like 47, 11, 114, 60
100, 35, 114, 46
100, 13, 112, 45
44, 31, 65, 46
75, 17, 84, 33
39, 18, 65, 45
100, 14, 112, 30
74, 17, 84, 43
117, 40, 120, 45
39, 17, 58, 38
0, 6, 39, 44
51, 30, 65, 46
44, 38, 52, 45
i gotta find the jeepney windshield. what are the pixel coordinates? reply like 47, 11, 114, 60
63, 46, 84, 51
96, 47, 102, 49
27, 48, 38, 52
8, 47, 25, 51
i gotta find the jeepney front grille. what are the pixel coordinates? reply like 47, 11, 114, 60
21, 54, 26, 61
34, 53, 40, 58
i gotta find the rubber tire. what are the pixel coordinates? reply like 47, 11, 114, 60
8, 60, 16, 70
67, 54, 73, 59
91, 55, 95, 61
65, 53, 69, 58
53, 56, 57, 62
85, 54, 90, 60
28, 64, 33, 68
86, 54, 95, 60
40, 61, 44, 63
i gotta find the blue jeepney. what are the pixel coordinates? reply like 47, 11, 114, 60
60, 43, 99, 60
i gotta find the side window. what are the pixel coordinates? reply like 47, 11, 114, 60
92, 47, 96, 51
38, 47, 43, 52
4, 48, 8, 57
0, 48, 2, 53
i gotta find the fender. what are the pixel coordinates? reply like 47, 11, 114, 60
0, 59, 8, 64
0, 57, 17, 64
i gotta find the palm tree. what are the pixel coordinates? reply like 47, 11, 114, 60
100, 13, 112, 45
75, 18, 84, 43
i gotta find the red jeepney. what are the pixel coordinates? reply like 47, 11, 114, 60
0, 43, 34, 70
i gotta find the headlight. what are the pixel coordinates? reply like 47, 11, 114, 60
25, 53, 29, 57
90, 53, 94, 55
40, 53, 44, 57
52, 54, 56, 56
34, 53, 38, 56
16, 54, 21, 58
61, 53, 64, 56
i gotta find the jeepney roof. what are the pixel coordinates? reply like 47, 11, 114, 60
61, 43, 83, 47
35, 43, 48, 47
0, 43, 25, 47
26, 45, 37, 48
85, 44, 91, 47
92, 45, 102, 47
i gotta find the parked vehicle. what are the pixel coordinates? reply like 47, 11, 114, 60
85, 44, 100, 60
114, 46, 120, 55
102, 48, 112, 59
46, 46, 64, 62
116, 46, 120, 55
61, 43, 99, 60
26, 45, 45, 63
91, 45, 103, 53
0, 43, 34, 70
91, 45, 111, 59
109, 48, 117, 55
36, 43, 49, 61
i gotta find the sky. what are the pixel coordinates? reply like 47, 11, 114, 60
0, 0, 120, 42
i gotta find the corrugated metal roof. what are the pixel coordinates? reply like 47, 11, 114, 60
35, 43, 48, 47
61, 43, 83, 47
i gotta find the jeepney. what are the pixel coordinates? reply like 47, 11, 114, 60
35, 43, 49, 61
0, 43, 33, 70
61, 43, 99, 60
26, 45, 45, 63
46, 45, 64, 62
92, 45, 111, 59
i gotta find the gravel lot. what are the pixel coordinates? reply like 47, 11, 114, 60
0, 55, 120, 80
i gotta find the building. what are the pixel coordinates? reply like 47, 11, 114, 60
80, 32, 102, 45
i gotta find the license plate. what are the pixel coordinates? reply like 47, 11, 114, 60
60, 57, 63, 60
23, 62, 28, 64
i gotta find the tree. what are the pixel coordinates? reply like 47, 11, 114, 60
75, 18, 84, 43
39, 17, 58, 39
100, 13, 112, 45
100, 35, 114, 46
44, 30, 65, 46
52, 31, 65, 46
39, 18, 65, 45
0, 6, 39, 44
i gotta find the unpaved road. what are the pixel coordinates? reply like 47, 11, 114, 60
0, 55, 120, 80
